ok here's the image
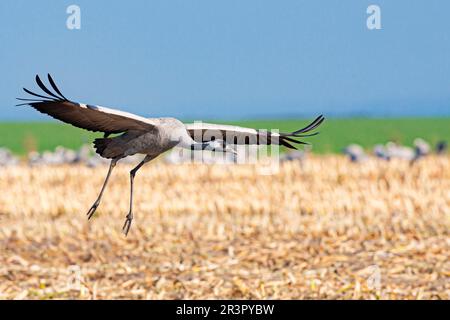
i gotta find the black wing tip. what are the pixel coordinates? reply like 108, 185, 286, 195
276, 114, 324, 148
18, 74, 69, 104
280, 139, 298, 150
47, 73, 68, 100
282, 136, 310, 145
291, 114, 325, 135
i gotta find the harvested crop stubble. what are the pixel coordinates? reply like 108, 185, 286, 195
0, 155, 449, 299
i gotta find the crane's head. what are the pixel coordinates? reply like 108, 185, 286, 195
202, 140, 237, 155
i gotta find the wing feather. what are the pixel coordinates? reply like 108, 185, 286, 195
17, 74, 157, 134
185, 115, 324, 150
47, 73, 68, 100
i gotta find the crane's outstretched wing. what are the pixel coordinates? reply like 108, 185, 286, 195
185, 115, 324, 150
17, 74, 157, 135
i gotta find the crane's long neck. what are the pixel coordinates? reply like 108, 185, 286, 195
190, 142, 215, 151
177, 132, 227, 153
176, 129, 235, 155
183, 138, 216, 152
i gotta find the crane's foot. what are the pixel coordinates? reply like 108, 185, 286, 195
122, 212, 133, 236
86, 201, 100, 220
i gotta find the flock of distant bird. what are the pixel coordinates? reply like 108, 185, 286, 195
0, 138, 447, 167
0, 145, 141, 167
342, 139, 447, 163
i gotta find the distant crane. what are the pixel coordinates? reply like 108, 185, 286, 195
17, 74, 324, 235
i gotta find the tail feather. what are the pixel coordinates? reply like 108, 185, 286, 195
93, 138, 112, 157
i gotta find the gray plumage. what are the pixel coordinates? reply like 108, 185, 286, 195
17, 74, 324, 235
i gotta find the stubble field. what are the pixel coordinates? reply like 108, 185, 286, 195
0, 155, 449, 299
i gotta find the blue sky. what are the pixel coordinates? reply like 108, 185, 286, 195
0, 0, 449, 120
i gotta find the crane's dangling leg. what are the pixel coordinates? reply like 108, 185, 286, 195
87, 159, 118, 220
122, 154, 155, 236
